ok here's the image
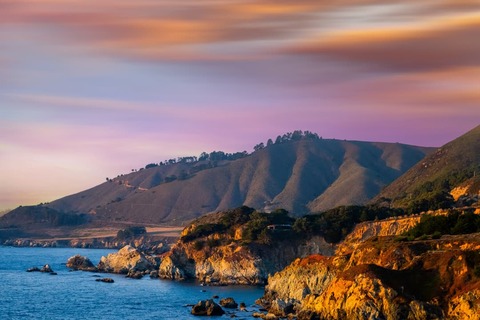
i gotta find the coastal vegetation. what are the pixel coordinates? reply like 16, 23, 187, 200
182, 205, 405, 246
404, 209, 480, 238
116, 226, 147, 240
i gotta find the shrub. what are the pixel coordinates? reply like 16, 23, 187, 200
431, 231, 442, 239
474, 266, 480, 278
182, 223, 225, 242
116, 226, 146, 240
193, 240, 205, 251
404, 210, 480, 238
206, 238, 221, 248
418, 234, 429, 241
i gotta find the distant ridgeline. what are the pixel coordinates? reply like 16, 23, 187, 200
131, 130, 320, 173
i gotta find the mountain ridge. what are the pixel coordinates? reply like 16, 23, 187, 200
40, 137, 432, 226
374, 124, 480, 211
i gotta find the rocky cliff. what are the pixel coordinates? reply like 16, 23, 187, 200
158, 207, 335, 285
337, 215, 422, 254
159, 235, 334, 285
259, 234, 480, 319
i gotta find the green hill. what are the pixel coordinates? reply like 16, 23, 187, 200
374, 125, 480, 212
1, 133, 433, 233
45, 137, 431, 226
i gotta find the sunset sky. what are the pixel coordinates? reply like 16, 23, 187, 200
1, 0, 479, 210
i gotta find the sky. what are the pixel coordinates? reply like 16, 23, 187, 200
1, 0, 479, 211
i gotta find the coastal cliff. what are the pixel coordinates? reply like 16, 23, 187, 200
158, 207, 334, 285
337, 215, 421, 254
260, 234, 480, 319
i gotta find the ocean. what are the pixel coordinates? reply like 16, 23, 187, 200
0, 246, 264, 319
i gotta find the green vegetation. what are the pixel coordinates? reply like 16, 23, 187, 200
0, 205, 88, 228
379, 125, 480, 212
182, 205, 404, 246
293, 205, 403, 243
241, 209, 295, 244
404, 210, 480, 238
181, 206, 295, 245
116, 226, 147, 240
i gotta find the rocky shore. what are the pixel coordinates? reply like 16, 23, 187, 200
258, 234, 480, 319
59, 207, 480, 319
66, 245, 162, 279
2, 236, 172, 252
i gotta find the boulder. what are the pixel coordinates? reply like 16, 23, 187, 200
219, 297, 238, 309
191, 299, 225, 316
95, 278, 114, 283
66, 254, 97, 271
252, 312, 278, 319
269, 299, 295, 317
40, 264, 54, 273
97, 245, 153, 274
126, 270, 144, 279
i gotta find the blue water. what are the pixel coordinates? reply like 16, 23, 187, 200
0, 246, 264, 319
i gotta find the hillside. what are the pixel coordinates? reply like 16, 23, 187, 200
375, 124, 480, 211
41, 137, 431, 226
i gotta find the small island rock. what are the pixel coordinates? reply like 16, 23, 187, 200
95, 278, 114, 283
97, 245, 153, 274
40, 264, 54, 273
220, 297, 238, 309
191, 299, 225, 316
66, 255, 97, 271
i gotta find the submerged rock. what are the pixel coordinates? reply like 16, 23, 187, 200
191, 299, 225, 316
95, 278, 114, 283
26, 267, 40, 272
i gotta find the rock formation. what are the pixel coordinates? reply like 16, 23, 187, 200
260, 234, 480, 319
26, 264, 56, 275
219, 297, 238, 309
97, 245, 158, 277
158, 207, 334, 285
191, 299, 225, 316
66, 254, 97, 271
158, 233, 332, 285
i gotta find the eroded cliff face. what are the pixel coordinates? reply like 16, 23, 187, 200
337, 215, 421, 254
260, 234, 480, 320
158, 234, 334, 285
160, 242, 264, 284
447, 289, 480, 319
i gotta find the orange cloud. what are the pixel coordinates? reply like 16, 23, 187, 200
287, 11, 480, 71
1, 0, 479, 64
